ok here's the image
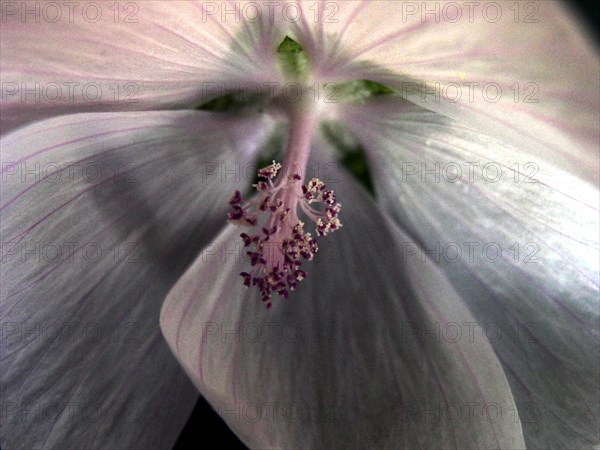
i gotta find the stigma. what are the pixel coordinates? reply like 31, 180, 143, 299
227, 160, 342, 308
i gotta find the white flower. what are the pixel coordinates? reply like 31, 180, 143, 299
1, 1, 598, 449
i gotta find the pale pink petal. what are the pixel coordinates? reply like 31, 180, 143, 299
340, 99, 599, 448
295, 1, 599, 185
0, 110, 274, 449
0, 1, 285, 134
160, 143, 525, 449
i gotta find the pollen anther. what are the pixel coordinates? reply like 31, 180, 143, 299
227, 161, 342, 308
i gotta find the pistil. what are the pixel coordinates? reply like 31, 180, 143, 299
227, 101, 342, 308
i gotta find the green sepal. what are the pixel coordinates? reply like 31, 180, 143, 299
329, 80, 394, 104
276, 36, 310, 80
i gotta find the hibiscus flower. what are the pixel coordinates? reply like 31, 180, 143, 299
1, 1, 598, 449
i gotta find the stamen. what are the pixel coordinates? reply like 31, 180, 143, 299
227, 161, 342, 308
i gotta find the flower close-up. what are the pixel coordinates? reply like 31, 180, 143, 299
1, 1, 598, 449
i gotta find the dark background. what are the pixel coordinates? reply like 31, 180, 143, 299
173, 1, 599, 448
570, 0, 600, 43
174, 394, 247, 449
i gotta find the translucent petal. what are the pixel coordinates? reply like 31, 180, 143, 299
160, 142, 525, 449
0, 110, 274, 449
294, 0, 599, 185
341, 100, 600, 448
0, 1, 285, 134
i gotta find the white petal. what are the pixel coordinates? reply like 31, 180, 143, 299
160, 142, 525, 449
298, 1, 599, 185
0, 110, 274, 449
341, 100, 600, 448
0, 1, 285, 134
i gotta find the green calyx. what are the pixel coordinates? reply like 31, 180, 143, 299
326, 79, 394, 104
198, 36, 395, 111
277, 35, 303, 53
276, 36, 310, 80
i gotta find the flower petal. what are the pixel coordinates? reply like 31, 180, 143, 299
298, 1, 599, 185
340, 99, 600, 448
0, 1, 284, 134
160, 142, 525, 449
0, 110, 274, 449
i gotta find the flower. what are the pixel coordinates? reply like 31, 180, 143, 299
1, 1, 598, 449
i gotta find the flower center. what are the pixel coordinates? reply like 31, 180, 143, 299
227, 103, 342, 308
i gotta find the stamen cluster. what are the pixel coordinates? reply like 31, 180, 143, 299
303, 179, 342, 236
227, 160, 342, 308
